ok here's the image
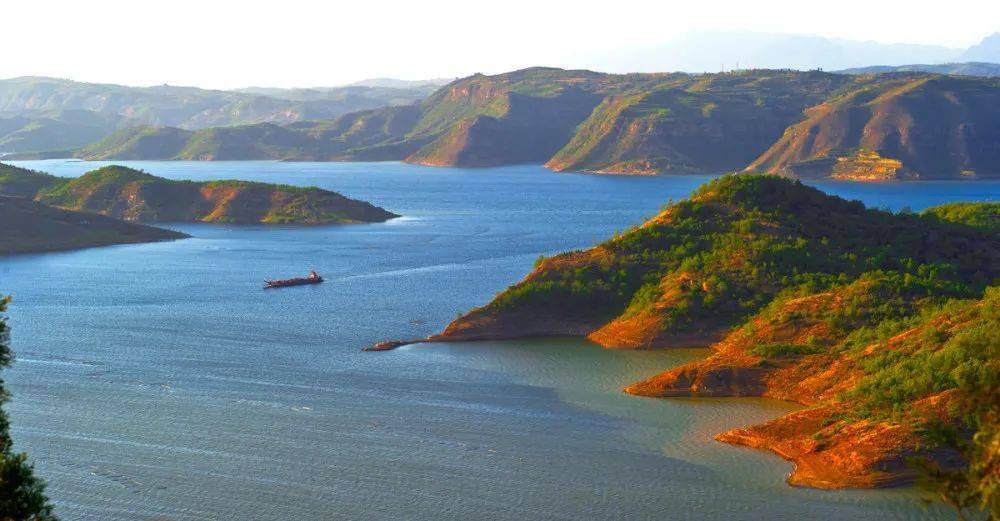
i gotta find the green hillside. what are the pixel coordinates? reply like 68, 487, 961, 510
423, 174, 999, 498
0, 163, 398, 225
433, 174, 998, 346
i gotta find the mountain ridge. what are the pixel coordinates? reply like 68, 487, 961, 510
17, 67, 1000, 180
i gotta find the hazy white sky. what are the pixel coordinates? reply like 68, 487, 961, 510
3, 0, 998, 89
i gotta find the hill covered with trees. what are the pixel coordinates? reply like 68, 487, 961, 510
421, 175, 998, 508
0, 163, 398, 225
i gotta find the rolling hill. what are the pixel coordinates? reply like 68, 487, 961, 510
0, 163, 398, 224
0, 76, 437, 153
838, 62, 1000, 77
422, 174, 999, 490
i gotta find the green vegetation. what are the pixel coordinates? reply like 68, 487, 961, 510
923, 202, 1000, 233
548, 72, 846, 174
829, 288, 999, 519
0, 164, 64, 198
3, 164, 397, 225
847, 290, 997, 417
446, 173, 998, 511
0, 296, 56, 520
487, 175, 997, 338
750, 343, 824, 358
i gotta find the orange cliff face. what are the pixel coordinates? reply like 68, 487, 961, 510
624, 279, 987, 489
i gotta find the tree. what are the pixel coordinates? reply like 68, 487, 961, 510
913, 302, 1000, 521
0, 296, 55, 521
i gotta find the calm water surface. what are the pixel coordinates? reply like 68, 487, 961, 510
4, 160, 996, 520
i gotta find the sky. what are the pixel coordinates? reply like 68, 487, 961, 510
3, 0, 998, 89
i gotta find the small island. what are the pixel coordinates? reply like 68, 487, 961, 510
1, 163, 398, 225
415, 174, 999, 490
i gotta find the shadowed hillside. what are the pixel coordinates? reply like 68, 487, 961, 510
0, 195, 186, 254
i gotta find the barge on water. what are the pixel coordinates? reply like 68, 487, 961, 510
264, 271, 324, 289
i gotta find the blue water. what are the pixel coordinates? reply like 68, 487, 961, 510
4, 160, 996, 520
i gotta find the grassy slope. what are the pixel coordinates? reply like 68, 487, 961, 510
0, 163, 64, 197
74, 105, 425, 162
41, 68, 1000, 179
77, 126, 194, 160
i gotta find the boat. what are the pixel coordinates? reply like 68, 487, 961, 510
264, 271, 324, 289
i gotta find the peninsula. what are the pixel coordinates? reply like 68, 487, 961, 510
414, 174, 1000, 489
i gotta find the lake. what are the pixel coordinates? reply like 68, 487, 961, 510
3, 160, 996, 520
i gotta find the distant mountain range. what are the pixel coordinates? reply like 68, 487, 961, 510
838, 62, 1000, 77
47, 67, 1000, 181
4, 30, 1000, 177
588, 31, 999, 74
0, 76, 444, 153
959, 32, 1000, 62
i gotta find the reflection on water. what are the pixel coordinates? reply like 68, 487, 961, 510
3, 160, 985, 520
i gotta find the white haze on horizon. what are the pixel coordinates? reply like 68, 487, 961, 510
2, 0, 998, 89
